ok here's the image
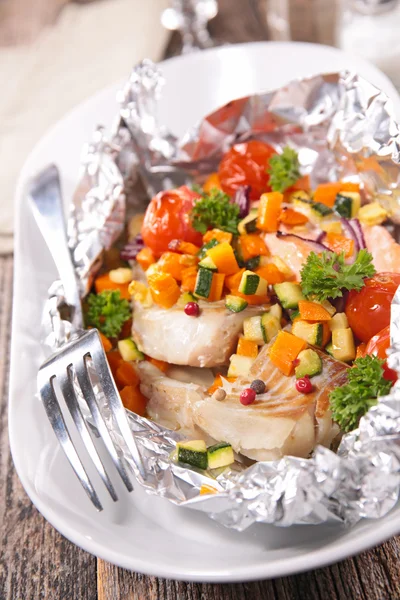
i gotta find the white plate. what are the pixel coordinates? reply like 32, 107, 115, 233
9, 42, 400, 582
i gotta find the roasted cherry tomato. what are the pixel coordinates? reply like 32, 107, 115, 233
141, 186, 203, 257
218, 140, 277, 200
365, 325, 397, 383
345, 273, 400, 342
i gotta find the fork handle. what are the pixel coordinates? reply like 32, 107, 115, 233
30, 164, 83, 330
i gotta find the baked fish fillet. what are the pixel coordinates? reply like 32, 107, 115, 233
137, 344, 347, 461
132, 300, 268, 368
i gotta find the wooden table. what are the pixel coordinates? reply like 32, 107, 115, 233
1, 1, 400, 598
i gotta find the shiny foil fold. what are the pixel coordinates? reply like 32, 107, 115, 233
42, 63, 400, 530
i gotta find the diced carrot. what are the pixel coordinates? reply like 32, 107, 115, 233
179, 254, 199, 267
356, 342, 367, 359
237, 234, 269, 261
207, 242, 240, 275
203, 172, 222, 193
99, 331, 112, 352
237, 337, 258, 359
106, 350, 123, 374
146, 357, 169, 373
298, 301, 332, 322
115, 361, 140, 389
340, 182, 360, 193
181, 266, 198, 292
226, 268, 246, 291
313, 182, 342, 208
168, 239, 201, 256
231, 288, 270, 305
136, 247, 155, 271
120, 318, 133, 339
324, 232, 354, 258
203, 229, 233, 245
279, 207, 309, 226
94, 273, 131, 300
148, 272, 181, 308
157, 252, 185, 281
207, 374, 237, 394
255, 264, 285, 284
269, 331, 307, 376
208, 273, 225, 302
257, 192, 283, 232
120, 385, 147, 416
321, 322, 331, 348
291, 174, 310, 192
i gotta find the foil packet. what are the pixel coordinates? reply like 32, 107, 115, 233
41, 63, 400, 530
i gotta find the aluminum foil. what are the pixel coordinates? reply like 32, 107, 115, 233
41, 63, 400, 530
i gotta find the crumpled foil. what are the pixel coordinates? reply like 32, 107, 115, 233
41, 63, 400, 530
68, 126, 126, 295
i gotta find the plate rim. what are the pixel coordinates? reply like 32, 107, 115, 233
9, 40, 400, 582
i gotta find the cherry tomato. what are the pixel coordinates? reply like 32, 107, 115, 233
345, 273, 400, 342
218, 140, 277, 200
141, 186, 203, 257
365, 325, 397, 383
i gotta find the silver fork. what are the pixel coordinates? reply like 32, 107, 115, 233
30, 165, 145, 510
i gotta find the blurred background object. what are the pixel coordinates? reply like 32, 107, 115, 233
161, 0, 218, 53
336, 0, 400, 90
0, 0, 170, 253
265, 0, 337, 45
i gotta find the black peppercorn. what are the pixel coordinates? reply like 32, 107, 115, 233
250, 379, 266, 394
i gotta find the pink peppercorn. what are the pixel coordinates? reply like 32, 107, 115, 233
240, 388, 256, 406
184, 302, 200, 317
295, 376, 313, 394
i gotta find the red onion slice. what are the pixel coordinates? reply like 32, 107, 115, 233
232, 185, 251, 218
340, 218, 360, 253
121, 233, 145, 261
349, 218, 366, 250
276, 231, 331, 253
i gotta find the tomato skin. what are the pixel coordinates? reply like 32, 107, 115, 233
141, 186, 203, 257
218, 141, 277, 200
365, 325, 397, 383
345, 273, 400, 343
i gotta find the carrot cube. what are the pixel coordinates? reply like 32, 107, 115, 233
206, 242, 240, 275
257, 192, 283, 232
298, 301, 332, 322
269, 331, 307, 376
208, 273, 225, 302
237, 337, 259, 359
237, 234, 269, 261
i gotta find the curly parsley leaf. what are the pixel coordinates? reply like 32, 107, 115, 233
86, 290, 131, 338
190, 188, 240, 235
267, 146, 301, 192
330, 355, 392, 432
300, 249, 376, 301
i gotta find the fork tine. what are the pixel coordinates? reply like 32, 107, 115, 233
38, 373, 103, 511
76, 356, 133, 493
85, 329, 147, 480
88, 332, 147, 479
57, 365, 119, 502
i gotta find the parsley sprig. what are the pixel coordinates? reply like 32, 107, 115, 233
86, 290, 131, 338
268, 146, 301, 192
190, 188, 240, 235
330, 355, 392, 432
300, 249, 376, 301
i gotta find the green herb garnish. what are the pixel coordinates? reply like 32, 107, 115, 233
300, 249, 376, 301
330, 355, 392, 432
268, 146, 301, 192
191, 188, 240, 235
86, 290, 131, 338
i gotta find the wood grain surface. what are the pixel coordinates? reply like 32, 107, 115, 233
1, 0, 400, 598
